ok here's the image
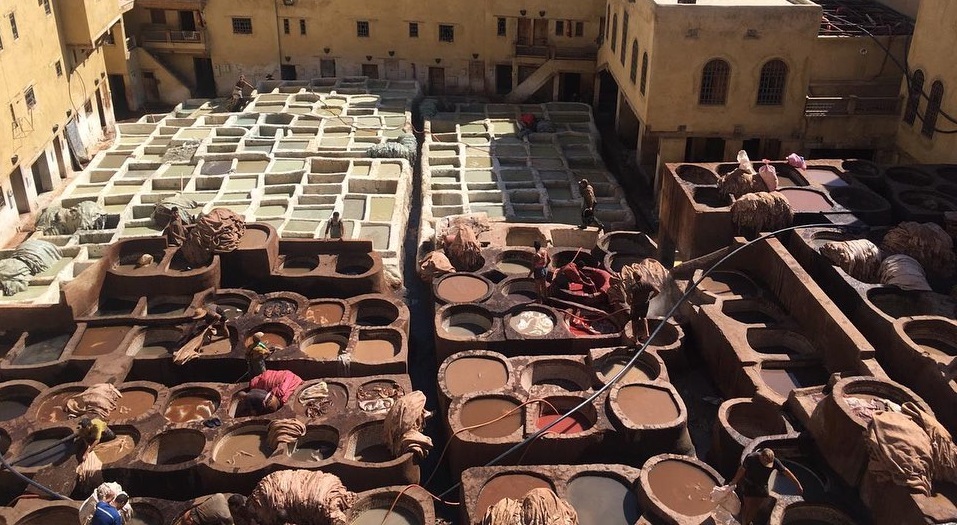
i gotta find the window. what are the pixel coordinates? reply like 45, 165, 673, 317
555, 21, 564, 36
630, 41, 639, 83
299, 19, 306, 35
232, 17, 253, 34
283, 19, 289, 34
640, 53, 648, 95
103, 30, 115, 45
439, 24, 454, 42
54, 60, 62, 77
84, 99, 93, 115
903, 69, 924, 126
922, 80, 944, 138
356, 21, 369, 38
149, 9, 165, 25
756, 59, 788, 106
699, 59, 730, 105
409, 22, 419, 38
10, 13, 18, 40
575, 22, 583, 37
606, 6, 611, 40
320, 58, 336, 78
611, 14, 618, 51
24, 86, 36, 109
620, 13, 628, 66
497, 17, 506, 37
42, 0, 51, 15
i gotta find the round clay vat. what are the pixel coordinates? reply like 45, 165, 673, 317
94, 426, 140, 464
137, 327, 180, 358
566, 472, 642, 525
886, 166, 934, 186
243, 322, 295, 348
145, 296, 192, 317
212, 422, 271, 470
712, 398, 791, 476
499, 277, 538, 304
608, 381, 685, 429
433, 273, 493, 304
280, 255, 320, 275
757, 361, 831, 399
129, 503, 164, 525
457, 394, 524, 440
257, 295, 303, 319
898, 190, 957, 212
238, 224, 272, 249
141, 429, 206, 465
640, 454, 723, 523
72, 325, 133, 357
346, 422, 395, 463
531, 395, 597, 435
779, 503, 857, 525
519, 359, 593, 392
287, 425, 339, 463
353, 329, 401, 362
693, 186, 728, 208
440, 305, 494, 338
842, 159, 880, 179
13, 428, 75, 468
594, 350, 664, 385
348, 489, 428, 525
769, 458, 826, 501
598, 231, 657, 256
10, 331, 73, 366
115, 249, 165, 271
32, 386, 86, 423
676, 165, 718, 185
204, 293, 252, 320
164, 387, 220, 424
506, 306, 557, 337
16, 505, 79, 525
828, 186, 889, 212
439, 351, 511, 401
304, 301, 346, 326
300, 329, 350, 360
551, 249, 599, 270
110, 386, 159, 421
778, 188, 835, 213
721, 299, 788, 326
91, 297, 140, 317
831, 376, 931, 428
293, 380, 348, 417
625, 318, 684, 361
0, 382, 42, 421
866, 288, 956, 319
474, 472, 554, 519
902, 318, 957, 361
353, 298, 400, 326
746, 329, 817, 358
336, 253, 375, 276
694, 270, 762, 299
494, 250, 534, 277
606, 253, 645, 273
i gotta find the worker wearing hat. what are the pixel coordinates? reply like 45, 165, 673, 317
178, 306, 228, 348
245, 332, 275, 377
730, 448, 804, 525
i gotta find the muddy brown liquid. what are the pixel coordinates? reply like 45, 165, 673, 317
164, 395, 217, 423
214, 432, 269, 468
436, 275, 490, 303
350, 507, 419, 525
567, 475, 641, 525
760, 367, 829, 396
444, 357, 508, 396
94, 434, 136, 463
647, 460, 718, 516
727, 404, 785, 439
137, 343, 172, 357
779, 188, 833, 212
305, 303, 345, 325
0, 398, 30, 420
110, 389, 156, 420
239, 228, 269, 249
497, 261, 531, 274
289, 440, 336, 462
35, 391, 82, 422
201, 337, 233, 355
244, 331, 289, 347
698, 272, 759, 297
303, 339, 345, 359
616, 385, 679, 425
803, 168, 847, 187
601, 360, 653, 383
73, 326, 129, 357
475, 474, 551, 518
353, 443, 393, 462
353, 339, 395, 361
445, 322, 489, 337
459, 398, 522, 438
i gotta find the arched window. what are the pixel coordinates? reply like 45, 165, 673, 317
922, 80, 944, 138
630, 40, 639, 83
640, 52, 648, 96
620, 12, 629, 66
611, 14, 618, 52
699, 59, 730, 105
903, 70, 924, 125
606, 5, 611, 41
756, 59, 788, 106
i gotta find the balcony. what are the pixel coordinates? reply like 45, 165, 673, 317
804, 95, 901, 117
119, 0, 134, 12
61, 0, 124, 47
140, 29, 207, 54
515, 44, 598, 61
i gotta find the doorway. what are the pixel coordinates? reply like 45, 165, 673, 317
469, 60, 485, 93
517, 19, 531, 45
533, 19, 548, 45
108, 74, 130, 118
9, 167, 31, 214
142, 72, 160, 104
361, 64, 379, 79
94, 90, 107, 129
179, 11, 196, 31
684, 137, 726, 162
31, 153, 54, 194
559, 72, 581, 101
53, 136, 68, 179
428, 67, 445, 95
384, 59, 400, 80
281, 64, 297, 80
495, 64, 513, 95
320, 59, 336, 78
193, 58, 216, 97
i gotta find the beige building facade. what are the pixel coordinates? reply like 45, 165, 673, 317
0, 0, 126, 247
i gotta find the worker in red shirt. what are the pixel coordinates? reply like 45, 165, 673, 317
236, 370, 304, 416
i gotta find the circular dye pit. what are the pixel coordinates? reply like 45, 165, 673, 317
353, 338, 397, 362
136, 342, 173, 358
475, 474, 552, 519
109, 388, 157, 420
501, 279, 538, 303
13, 332, 71, 365
128, 504, 163, 525
647, 459, 719, 516
615, 384, 680, 426
747, 329, 815, 357
770, 459, 825, 500
567, 475, 641, 525
17, 507, 79, 525
165, 392, 219, 424
697, 271, 760, 298
898, 191, 957, 211
282, 256, 319, 275
779, 188, 833, 212
142, 429, 205, 465
442, 309, 492, 338
802, 168, 847, 187
459, 397, 522, 439
336, 253, 375, 275
207, 297, 250, 320
14, 430, 75, 468
305, 303, 345, 325
508, 310, 555, 336
289, 427, 338, 462
726, 401, 788, 439
444, 357, 509, 396
677, 165, 719, 185
350, 507, 420, 525
244, 329, 291, 348
760, 366, 830, 396
94, 433, 137, 463
886, 167, 934, 186
73, 326, 130, 357
435, 274, 490, 303
536, 406, 592, 434
239, 228, 269, 249
600, 357, 656, 383
0, 398, 30, 421
496, 258, 533, 275
214, 428, 270, 468
828, 186, 887, 212
355, 301, 399, 326
302, 333, 348, 359
350, 425, 394, 463
259, 299, 299, 319
34, 390, 83, 422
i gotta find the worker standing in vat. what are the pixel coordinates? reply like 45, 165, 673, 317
245, 331, 278, 376
230, 74, 255, 111
530, 240, 551, 302
76, 417, 116, 461
236, 369, 304, 416
180, 306, 228, 348
578, 179, 605, 231
325, 211, 345, 239
730, 448, 803, 525
164, 207, 188, 246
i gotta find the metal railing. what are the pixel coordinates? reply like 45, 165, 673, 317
515, 44, 598, 60
804, 95, 901, 117
141, 29, 204, 45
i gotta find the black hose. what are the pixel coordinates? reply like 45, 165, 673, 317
435, 222, 863, 499
0, 453, 70, 501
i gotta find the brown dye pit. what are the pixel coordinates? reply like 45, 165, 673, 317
760, 367, 830, 396
354, 443, 393, 462
136, 343, 172, 357
303, 336, 347, 359
239, 228, 269, 249
475, 474, 551, 519
779, 188, 833, 212
94, 434, 136, 463
244, 331, 290, 347
913, 337, 957, 360
353, 339, 396, 361
727, 403, 787, 439
214, 431, 270, 468
617, 385, 679, 425
567, 475, 641, 525
350, 507, 420, 525
110, 389, 157, 420
200, 336, 233, 355
803, 168, 847, 187
601, 359, 653, 383
165, 396, 218, 423
305, 303, 345, 325
647, 460, 718, 516
35, 391, 82, 422
445, 357, 508, 396
497, 260, 532, 275
459, 398, 522, 438
436, 274, 489, 303
289, 440, 336, 462
698, 271, 760, 297
73, 326, 129, 357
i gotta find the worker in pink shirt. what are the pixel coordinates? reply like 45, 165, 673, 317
236, 370, 303, 416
